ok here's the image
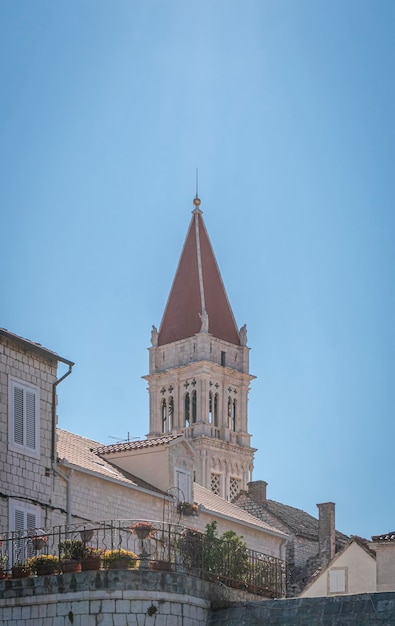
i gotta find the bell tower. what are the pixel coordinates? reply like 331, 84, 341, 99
144, 197, 255, 501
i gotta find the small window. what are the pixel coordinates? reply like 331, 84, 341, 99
9, 378, 40, 458
221, 351, 226, 367
328, 567, 347, 594
192, 390, 197, 423
185, 393, 190, 426
161, 399, 167, 433
214, 393, 219, 427
175, 468, 191, 502
211, 473, 220, 495
168, 397, 174, 431
232, 399, 236, 432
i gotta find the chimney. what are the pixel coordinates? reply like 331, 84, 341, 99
317, 502, 336, 563
248, 480, 268, 504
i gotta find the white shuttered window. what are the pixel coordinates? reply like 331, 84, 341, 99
9, 501, 40, 565
328, 567, 347, 594
175, 469, 191, 503
9, 378, 39, 457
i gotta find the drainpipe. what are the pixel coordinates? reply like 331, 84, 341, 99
51, 362, 73, 463
51, 361, 74, 524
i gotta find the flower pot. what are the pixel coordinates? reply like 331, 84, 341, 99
81, 556, 101, 571
150, 560, 171, 572
130, 523, 156, 540
31, 536, 48, 551
61, 559, 82, 573
108, 557, 131, 570
35, 565, 57, 576
12, 566, 30, 579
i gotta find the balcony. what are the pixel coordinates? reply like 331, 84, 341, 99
0, 520, 286, 598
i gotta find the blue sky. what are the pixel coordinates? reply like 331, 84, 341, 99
1, 1, 394, 539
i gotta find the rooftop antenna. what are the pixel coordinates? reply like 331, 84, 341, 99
108, 432, 139, 443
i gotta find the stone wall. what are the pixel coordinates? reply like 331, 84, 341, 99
208, 592, 395, 625
3, 571, 395, 626
0, 569, 251, 626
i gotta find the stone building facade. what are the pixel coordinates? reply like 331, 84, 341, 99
0, 328, 73, 536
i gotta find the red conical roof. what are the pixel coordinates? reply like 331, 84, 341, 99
158, 200, 240, 346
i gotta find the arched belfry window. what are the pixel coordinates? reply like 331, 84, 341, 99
192, 390, 197, 423
214, 393, 219, 427
168, 396, 174, 432
227, 397, 236, 431
185, 393, 190, 427
227, 397, 232, 429
161, 399, 167, 433
232, 399, 236, 432
208, 392, 213, 424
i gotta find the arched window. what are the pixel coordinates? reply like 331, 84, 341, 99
185, 393, 190, 427
227, 397, 232, 429
208, 392, 213, 424
232, 399, 236, 432
214, 393, 219, 427
168, 396, 174, 431
192, 390, 197, 423
161, 399, 167, 433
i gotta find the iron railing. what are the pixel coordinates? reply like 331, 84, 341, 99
0, 520, 286, 597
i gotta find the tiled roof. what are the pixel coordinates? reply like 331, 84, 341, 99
57, 429, 164, 494
236, 494, 348, 544
350, 535, 376, 557
372, 531, 395, 542
194, 483, 287, 538
264, 499, 324, 539
158, 202, 240, 346
93, 433, 183, 455
0, 328, 73, 366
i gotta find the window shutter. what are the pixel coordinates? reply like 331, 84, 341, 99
25, 391, 36, 449
13, 386, 24, 446
329, 568, 346, 593
176, 470, 191, 503
14, 509, 25, 532
27, 512, 36, 529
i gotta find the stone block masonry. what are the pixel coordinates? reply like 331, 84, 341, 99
208, 592, 395, 625
0, 569, 213, 626
2, 570, 395, 625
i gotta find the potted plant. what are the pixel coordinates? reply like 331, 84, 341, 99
81, 546, 102, 571
0, 554, 8, 579
130, 521, 157, 540
59, 539, 85, 573
28, 554, 59, 576
177, 502, 200, 516
30, 534, 48, 551
12, 561, 31, 579
101, 548, 138, 570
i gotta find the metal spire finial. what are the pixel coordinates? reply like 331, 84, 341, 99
193, 167, 201, 207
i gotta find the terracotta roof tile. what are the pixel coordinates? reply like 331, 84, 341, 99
158, 205, 240, 346
235, 494, 348, 544
57, 428, 164, 493
372, 531, 395, 542
93, 433, 183, 455
194, 483, 287, 538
